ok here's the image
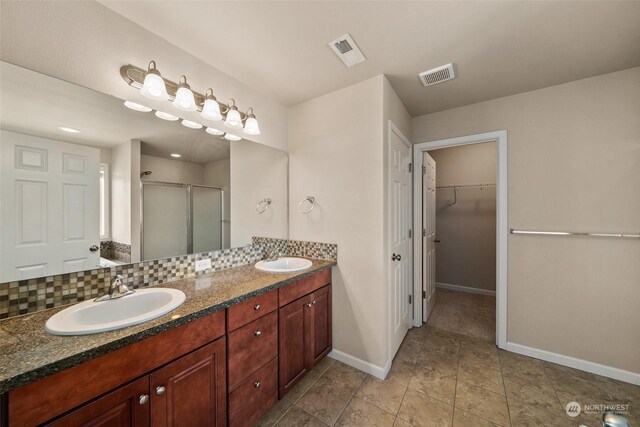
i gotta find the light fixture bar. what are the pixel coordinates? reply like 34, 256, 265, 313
120, 64, 248, 121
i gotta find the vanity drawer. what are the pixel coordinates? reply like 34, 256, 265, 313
227, 289, 277, 332
227, 311, 278, 390
228, 358, 278, 427
279, 268, 331, 307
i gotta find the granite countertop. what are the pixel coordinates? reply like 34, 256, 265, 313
0, 259, 336, 394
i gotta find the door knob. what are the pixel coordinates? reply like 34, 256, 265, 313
392, 253, 402, 261
139, 395, 148, 405
156, 386, 166, 395
89, 245, 99, 252
434, 239, 441, 243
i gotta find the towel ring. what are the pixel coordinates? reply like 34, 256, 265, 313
298, 196, 315, 214
256, 198, 272, 214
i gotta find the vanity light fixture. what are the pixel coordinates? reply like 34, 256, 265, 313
224, 133, 242, 141
124, 101, 152, 112
206, 127, 225, 136
201, 88, 222, 121
121, 61, 262, 135
181, 119, 203, 129
155, 111, 179, 121
224, 99, 243, 129
58, 126, 80, 133
140, 61, 169, 101
172, 75, 197, 112
170, 153, 182, 158
243, 108, 261, 135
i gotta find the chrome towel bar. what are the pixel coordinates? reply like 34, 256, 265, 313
510, 228, 640, 239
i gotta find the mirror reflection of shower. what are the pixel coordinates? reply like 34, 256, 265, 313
140, 170, 152, 178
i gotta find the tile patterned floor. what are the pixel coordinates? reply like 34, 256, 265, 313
257, 291, 639, 427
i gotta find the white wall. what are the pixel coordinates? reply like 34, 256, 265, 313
111, 141, 132, 245
289, 76, 389, 371
230, 140, 288, 247
0, 1, 288, 152
429, 143, 497, 292
140, 154, 205, 185
412, 67, 640, 375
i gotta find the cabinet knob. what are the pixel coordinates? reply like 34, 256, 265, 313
254, 381, 261, 389
139, 395, 148, 405
254, 330, 262, 337
254, 304, 261, 310
312, 300, 317, 305
306, 302, 313, 307
156, 386, 166, 395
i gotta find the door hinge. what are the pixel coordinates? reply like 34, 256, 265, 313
422, 290, 426, 299
408, 229, 412, 238
408, 163, 412, 173
422, 229, 426, 237
422, 165, 426, 175
409, 295, 412, 304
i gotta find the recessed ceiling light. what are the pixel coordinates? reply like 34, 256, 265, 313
181, 119, 203, 129
170, 153, 182, 158
224, 133, 241, 141
155, 111, 179, 121
206, 127, 224, 136
58, 126, 80, 133
124, 101, 152, 112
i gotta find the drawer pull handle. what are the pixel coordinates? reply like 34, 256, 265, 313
254, 381, 261, 389
254, 304, 261, 310
139, 395, 148, 405
156, 386, 166, 395
254, 330, 262, 337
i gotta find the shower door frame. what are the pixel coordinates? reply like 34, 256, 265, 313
140, 181, 224, 260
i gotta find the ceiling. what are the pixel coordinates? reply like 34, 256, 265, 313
0, 61, 231, 164
100, 1, 640, 116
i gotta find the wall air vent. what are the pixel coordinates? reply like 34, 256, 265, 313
328, 33, 366, 68
418, 63, 456, 87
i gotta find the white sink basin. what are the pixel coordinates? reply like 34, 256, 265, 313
45, 288, 186, 336
255, 257, 313, 273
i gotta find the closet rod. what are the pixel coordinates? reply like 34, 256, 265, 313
435, 183, 495, 190
510, 228, 640, 239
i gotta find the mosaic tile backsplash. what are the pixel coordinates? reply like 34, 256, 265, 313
0, 239, 337, 320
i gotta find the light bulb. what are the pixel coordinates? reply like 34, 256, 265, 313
155, 111, 179, 121
172, 75, 197, 112
206, 127, 224, 136
224, 133, 241, 141
243, 114, 260, 136
140, 61, 169, 101
225, 108, 243, 129
181, 119, 203, 129
201, 98, 222, 121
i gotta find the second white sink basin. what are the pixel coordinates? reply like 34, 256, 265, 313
255, 257, 312, 273
45, 288, 186, 336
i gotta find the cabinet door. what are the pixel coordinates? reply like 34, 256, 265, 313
45, 377, 150, 427
150, 338, 226, 427
306, 285, 332, 367
278, 295, 311, 398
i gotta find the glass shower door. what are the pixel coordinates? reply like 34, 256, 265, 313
192, 185, 223, 253
142, 183, 189, 260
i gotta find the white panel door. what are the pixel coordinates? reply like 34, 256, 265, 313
422, 152, 437, 322
389, 128, 412, 356
0, 130, 100, 281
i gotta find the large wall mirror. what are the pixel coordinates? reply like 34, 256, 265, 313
0, 61, 288, 282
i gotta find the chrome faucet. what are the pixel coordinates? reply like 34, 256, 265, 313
95, 275, 134, 302
263, 246, 281, 262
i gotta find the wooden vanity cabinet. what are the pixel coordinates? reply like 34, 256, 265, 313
279, 284, 332, 399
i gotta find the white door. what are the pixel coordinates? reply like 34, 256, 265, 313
389, 127, 412, 355
0, 130, 100, 282
423, 152, 437, 322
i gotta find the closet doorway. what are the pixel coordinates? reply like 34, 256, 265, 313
412, 131, 508, 348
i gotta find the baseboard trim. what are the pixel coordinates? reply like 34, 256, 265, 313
328, 349, 391, 380
506, 342, 640, 385
435, 282, 496, 296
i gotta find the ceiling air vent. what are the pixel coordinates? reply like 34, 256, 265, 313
328, 33, 366, 68
419, 63, 456, 87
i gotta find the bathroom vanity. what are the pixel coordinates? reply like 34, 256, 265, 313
0, 263, 333, 427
